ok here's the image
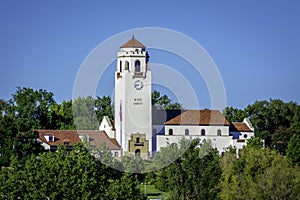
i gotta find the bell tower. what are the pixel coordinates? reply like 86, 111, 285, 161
115, 36, 152, 158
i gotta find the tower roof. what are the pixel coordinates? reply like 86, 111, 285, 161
120, 36, 146, 48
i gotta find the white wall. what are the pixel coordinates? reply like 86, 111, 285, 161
156, 135, 233, 154
115, 47, 152, 153
164, 125, 229, 136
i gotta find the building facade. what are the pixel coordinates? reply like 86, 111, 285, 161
37, 37, 255, 158
102, 37, 255, 157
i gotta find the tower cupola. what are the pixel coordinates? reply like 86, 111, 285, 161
117, 36, 149, 74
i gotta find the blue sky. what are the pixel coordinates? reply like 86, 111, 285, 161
0, 0, 299, 109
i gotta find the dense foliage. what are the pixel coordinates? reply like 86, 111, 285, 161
223, 99, 300, 155
0, 145, 145, 199
219, 146, 300, 199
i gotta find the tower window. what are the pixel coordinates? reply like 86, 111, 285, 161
119, 61, 122, 72
136, 137, 140, 143
185, 129, 189, 135
125, 61, 129, 70
217, 129, 222, 136
169, 129, 173, 135
135, 60, 141, 72
201, 129, 206, 136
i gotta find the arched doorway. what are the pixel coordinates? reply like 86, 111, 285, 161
135, 149, 141, 157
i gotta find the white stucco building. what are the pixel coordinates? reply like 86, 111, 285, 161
36, 37, 255, 159
98, 37, 255, 158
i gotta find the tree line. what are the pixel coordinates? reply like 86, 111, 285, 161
223, 99, 300, 159
143, 138, 300, 199
0, 87, 300, 199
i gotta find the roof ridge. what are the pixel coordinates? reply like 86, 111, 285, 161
120, 37, 146, 48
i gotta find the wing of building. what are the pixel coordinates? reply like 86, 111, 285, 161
36, 129, 121, 157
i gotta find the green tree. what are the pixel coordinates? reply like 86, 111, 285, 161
0, 87, 54, 164
152, 90, 182, 110
0, 145, 120, 199
153, 139, 221, 199
50, 100, 75, 130
106, 173, 146, 200
219, 147, 300, 200
12, 87, 55, 130
246, 136, 263, 149
287, 133, 300, 165
271, 126, 298, 155
95, 95, 114, 121
245, 99, 299, 148
72, 96, 98, 130
121, 154, 146, 182
223, 106, 247, 122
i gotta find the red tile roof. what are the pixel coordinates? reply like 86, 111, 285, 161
37, 130, 120, 150
230, 122, 253, 132
37, 130, 81, 146
164, 110, 230, 126
120, 36, 145, 48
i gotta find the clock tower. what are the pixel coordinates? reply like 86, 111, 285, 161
115, 36, 152, 158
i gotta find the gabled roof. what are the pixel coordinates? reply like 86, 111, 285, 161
230, 122, 253, 132
120, 36, 145, 48
37, 130, 81, 146
164, 110, 230, 126
77, 130, 120, 150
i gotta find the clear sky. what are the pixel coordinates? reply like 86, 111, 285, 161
0, 0, 299, 109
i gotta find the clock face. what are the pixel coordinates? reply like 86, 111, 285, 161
134, 80, 144, 90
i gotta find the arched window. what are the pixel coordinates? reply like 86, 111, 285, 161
217, 129, 222, 136
125, 61, 129, 70
185, 129, 189, 135
135, 149, 141, 157
119, 61, 122, 72
201, 129, 206, 136
135, 60, 141, 72
169, 129, 173, 135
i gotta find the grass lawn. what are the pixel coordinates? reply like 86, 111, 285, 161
139, 184, 169, 200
